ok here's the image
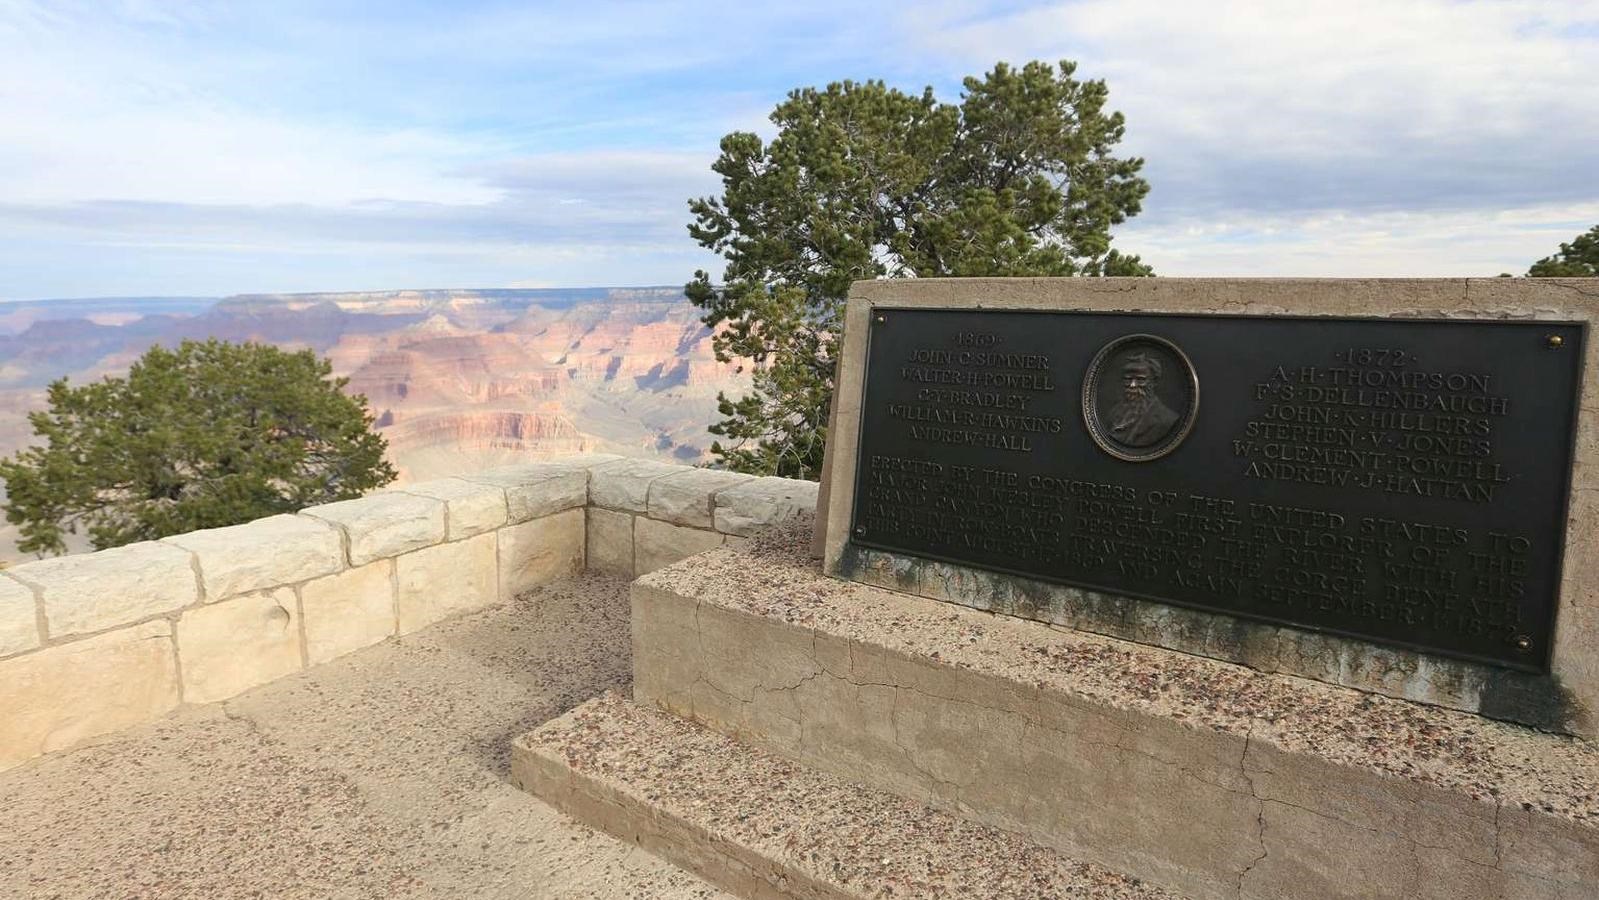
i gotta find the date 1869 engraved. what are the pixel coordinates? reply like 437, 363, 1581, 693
851, 309, 1584, 671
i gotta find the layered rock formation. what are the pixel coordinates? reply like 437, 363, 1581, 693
316, 289, 745, 481
0, 287, 751, 558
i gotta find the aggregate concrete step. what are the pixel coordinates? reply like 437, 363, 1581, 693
513, 693, 1183, 900
629, 526, 1599, 900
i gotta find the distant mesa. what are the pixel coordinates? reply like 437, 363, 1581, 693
0, 286, 749, 561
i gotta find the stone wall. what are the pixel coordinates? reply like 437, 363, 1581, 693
580, 458, 819, 579
0, 455, 814, 773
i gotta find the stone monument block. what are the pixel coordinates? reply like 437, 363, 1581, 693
0, 621, 180, 769
395, 531, 498, 631
0, 576, 39, 657
820, 277, 1599, 736
301, 492, 447, 566
163, 513, 344, 600
11, 541, 198, 638
176, 587, 302, 703
630, 525, 1599, 900
498, 507, 584, 597
299, 559, 397, 664
395, 477, 510, 539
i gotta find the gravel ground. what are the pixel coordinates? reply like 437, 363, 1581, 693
0, 573, 730, 900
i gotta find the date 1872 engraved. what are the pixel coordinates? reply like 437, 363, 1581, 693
851, 309, 1585, 671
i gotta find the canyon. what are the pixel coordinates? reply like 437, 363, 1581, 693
0, 288, 749, 561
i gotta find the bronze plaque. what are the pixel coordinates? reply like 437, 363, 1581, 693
848, 308, 1586, 671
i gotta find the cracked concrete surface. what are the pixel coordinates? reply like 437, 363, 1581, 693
1232, 729, 1268, 898
518, 693, 1184, 899
636, 522, 1599, 899
0, 573, 728, 900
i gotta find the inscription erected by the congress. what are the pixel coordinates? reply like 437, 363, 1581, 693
851, 309, 1585, 670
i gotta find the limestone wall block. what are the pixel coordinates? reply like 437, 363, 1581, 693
10, 541, 199, 639
712, 477, 820, 536
176, 587, 303, 704
300, 492, 446, 566
586, 507, 635, 578
635, 517, 724, 575
163, 514, 343, 601
300, 560, 396, 665
396, 532, 498, 633
392, 478, 508, 540
0, 620, 180, 771
0, 575, 39, 657
499, 508, 584, 598
589, 458, 685, 513
464, 466, 587, 523
507, 469, 588, 523
647, 469, 753, 528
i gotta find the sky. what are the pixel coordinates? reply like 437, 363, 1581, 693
1, 0, 1596, 300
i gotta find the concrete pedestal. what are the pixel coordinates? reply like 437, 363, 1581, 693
624, 529, 1599, 900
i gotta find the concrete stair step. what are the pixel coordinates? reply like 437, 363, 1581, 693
513, 693, 1184, 900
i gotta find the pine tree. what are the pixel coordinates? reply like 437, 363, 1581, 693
1528, 225, 1599, 276
0, 339, 396, 554
686, 60, 1151, 479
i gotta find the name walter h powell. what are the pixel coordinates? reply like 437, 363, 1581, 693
890, 344, 1063, 451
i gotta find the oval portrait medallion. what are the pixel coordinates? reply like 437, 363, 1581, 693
1082, 333, 1199, 462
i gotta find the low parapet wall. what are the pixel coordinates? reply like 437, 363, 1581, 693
579, 458, 819, 579
0, 455, 818, 773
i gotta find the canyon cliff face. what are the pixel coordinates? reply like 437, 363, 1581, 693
0, 288, 751, 559
314, 289, 746, 481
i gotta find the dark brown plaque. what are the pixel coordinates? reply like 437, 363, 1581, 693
849, 309, 1585, 671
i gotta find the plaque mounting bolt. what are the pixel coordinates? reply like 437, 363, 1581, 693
854, 526, 867, 536
874, 314, 886, 324
1547, 334, 1564, 349
1513, 634, 1533, 651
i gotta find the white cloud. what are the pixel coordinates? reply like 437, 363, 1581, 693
0, 145, 726, 296
1117, 199, 1599, 276
902, 1, 1599, 190
0, 1, 498, 207
1, 0, 1595, 295
895, 0, 1599, 272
